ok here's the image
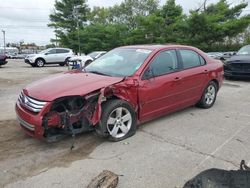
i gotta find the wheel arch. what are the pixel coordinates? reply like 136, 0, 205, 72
210, 79, 219, 90
35, 57, 46, 63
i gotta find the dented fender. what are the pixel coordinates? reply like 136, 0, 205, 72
91, 78, 139, 125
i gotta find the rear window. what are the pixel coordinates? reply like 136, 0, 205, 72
179, 50, 205, 69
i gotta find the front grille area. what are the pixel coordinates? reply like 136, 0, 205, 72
227, 63, 250, 72
18, 92, 47, 113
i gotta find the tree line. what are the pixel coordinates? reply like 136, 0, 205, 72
49, 0, 250, 53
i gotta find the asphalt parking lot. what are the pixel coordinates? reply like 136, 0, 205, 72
0, 59, 250, 188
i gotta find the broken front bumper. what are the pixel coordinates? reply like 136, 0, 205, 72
15, 100, 52, 139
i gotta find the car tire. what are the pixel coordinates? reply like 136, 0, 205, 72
35, 58, 45, 67
64, 57, 70, 66
84, 60, 92, 67
196, 81, 218, 109
95, 99, 137, 142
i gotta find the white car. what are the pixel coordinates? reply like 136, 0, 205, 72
25, 48, 74, 67
68, 55, 93, 69
68, 51, 107, 69
87, 51, 107, 60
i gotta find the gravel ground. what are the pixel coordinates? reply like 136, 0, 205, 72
0, 59, 250, 188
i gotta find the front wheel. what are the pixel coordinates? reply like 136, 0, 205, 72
35, 59, 45, 67
95, 99, 137, 142
196, 81, 218, 109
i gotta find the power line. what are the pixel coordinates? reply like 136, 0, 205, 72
0, 6, 51, 10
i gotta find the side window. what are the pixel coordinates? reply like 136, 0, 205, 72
47, 49, 56, 54
149, 50, 178, 77
56, 49, 69, 54
179, 50, 204, 69
199, 56, 206, 65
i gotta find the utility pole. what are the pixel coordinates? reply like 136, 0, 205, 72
73, 5, 81, 56
2, 30, 6, 54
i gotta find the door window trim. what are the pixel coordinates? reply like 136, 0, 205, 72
177, 49, 207, 71
141, 49, 181, 80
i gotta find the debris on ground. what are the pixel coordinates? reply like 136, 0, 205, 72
87, 170, 119, 188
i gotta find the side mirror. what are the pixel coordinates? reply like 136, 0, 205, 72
143, 67, 154, 80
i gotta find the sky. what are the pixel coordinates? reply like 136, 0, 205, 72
0, 0, 248, 46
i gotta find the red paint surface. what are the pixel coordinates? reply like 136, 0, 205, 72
16, 45, 224, 139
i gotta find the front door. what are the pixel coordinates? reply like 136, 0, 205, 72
138, 49, 185, 122
45, 49, 58, 63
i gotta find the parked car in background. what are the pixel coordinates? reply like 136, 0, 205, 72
13, 54, 26, 59
87, 51, 107, 60
221, 51, 236, 60
207, 52, 224, 60
224, 45, 250, 79
68, 55, 93, 70
24, 48, 73, 67
16, 45, 223, 142
0, 54, 8, 67
68, 51, 107, 70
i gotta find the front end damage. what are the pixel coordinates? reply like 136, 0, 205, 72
42, 91, 102, 142
16, 77, 139, 144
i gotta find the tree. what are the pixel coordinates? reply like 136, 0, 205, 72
49, 0, 89, 31
158, 0, 184, 43
107, 0, 159, 29
48, 0, 90, 52
179, 0, 250, 50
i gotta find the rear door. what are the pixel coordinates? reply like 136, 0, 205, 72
56, 49, 69, 62
176, 49, 209, 107
138, 49, 186, 121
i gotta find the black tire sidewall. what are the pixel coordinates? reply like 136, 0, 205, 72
198, 81, 218, 109
96, 99, 137, 142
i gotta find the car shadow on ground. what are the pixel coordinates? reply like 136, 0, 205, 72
0, 119, 105, 187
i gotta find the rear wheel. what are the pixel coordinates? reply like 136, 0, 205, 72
95, 99, 137, 142
197, 81, 218, 109
35, 59, 45, 67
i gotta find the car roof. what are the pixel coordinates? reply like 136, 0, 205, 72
119, 44, 199, 51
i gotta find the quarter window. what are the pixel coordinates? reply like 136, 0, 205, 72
149, 50, 178, 77
179, 50, 205, 69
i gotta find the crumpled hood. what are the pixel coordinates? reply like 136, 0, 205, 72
24, 71, 124, 101
227, 55, 250, 63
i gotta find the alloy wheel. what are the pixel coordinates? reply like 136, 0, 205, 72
107, 107, 132, 139
37, 60, 44, 67
205, 85, 216, 105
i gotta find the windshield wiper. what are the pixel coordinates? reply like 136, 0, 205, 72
88, 70, 110, 76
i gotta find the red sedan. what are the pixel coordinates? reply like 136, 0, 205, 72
16, 45, 224, 142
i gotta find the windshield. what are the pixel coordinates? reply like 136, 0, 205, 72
87, 52, 99, 59
39, 49, 50, 54
85, 48, 152, 77
237, 46, 250, 55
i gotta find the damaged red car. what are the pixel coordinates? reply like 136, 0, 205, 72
16, 45, 223, 142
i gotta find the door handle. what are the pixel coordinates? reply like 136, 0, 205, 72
174, 77, 182, 81
203, 70, 208, 73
